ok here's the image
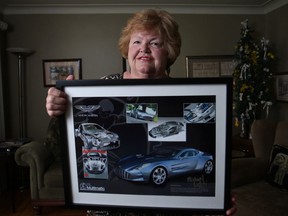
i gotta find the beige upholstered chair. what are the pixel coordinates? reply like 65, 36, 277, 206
15, 118, 64, 215
231, 120, 288, 216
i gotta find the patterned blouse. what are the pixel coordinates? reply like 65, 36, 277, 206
88, 73, 175, 216
101, 73, 124, 80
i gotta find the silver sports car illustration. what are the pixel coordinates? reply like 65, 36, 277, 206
184, 103, 216, 123
129, 108, 155, 121
83, 151, 107, 174
114, 146, 214, 185
149, 121, 184, 138
75, 123, 120, 150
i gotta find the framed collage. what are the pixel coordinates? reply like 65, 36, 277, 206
275, 73, 288, 102
57, 78, 233, 215
186, 55, 235, 78
43, 58, 82, 87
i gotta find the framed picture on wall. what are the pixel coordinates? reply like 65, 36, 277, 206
43, 58, 82, 87
275, 73, 288, 102
57, 78, 233, 215
186, 55, 235, 78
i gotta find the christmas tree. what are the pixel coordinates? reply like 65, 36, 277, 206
233, 20, 275, 137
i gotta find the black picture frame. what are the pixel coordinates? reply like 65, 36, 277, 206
57, 78, 232, 215
43, 58, 82, 87
186, 55, 235, 78
275, 72, 288, 102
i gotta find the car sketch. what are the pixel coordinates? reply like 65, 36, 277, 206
184, 103, 216, 123
114, 146, 214, 186
75, 123, 120, 150
127, 104, 157, 121
83, 151, 107, 174
149, 121, 184, 138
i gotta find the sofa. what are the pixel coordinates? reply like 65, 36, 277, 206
231, 120, 288, 216
15, 118, 288, 215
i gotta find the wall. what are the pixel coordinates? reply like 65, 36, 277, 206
0, 20, 6, 140
5, 14, 129, 140
2, 9, 285, 140
266, 4, 288, 121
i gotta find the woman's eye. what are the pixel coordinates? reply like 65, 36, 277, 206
133, 40, 140, 44
150, 42, 162, 48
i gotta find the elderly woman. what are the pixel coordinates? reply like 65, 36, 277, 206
46, 9, 180, 116
46, 9, 236, 216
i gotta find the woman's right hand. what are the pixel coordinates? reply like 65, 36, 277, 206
45, 75, 74, 117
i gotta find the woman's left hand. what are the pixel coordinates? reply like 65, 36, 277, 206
226, 195, 237, 215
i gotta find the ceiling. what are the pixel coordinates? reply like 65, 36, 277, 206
0, 0, 287, 14
0, 0, 282, 4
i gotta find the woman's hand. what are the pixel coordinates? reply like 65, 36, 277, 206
45, 75, 74, 117
226, 195, 237, 215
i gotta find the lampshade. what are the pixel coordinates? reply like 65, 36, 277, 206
6, 47, 33, 56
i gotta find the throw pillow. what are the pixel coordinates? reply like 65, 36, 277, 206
267, 144, 288, 189
44, 118, 62, 161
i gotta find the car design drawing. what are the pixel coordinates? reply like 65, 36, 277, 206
184, 103, 216, 123
114, 146, 214, 185
75, 123, 120, 150
83, 151, 107, 174
128, 106, 156, 121
149, 121, 184, 138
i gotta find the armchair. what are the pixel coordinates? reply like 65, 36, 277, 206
231, 120, 288, 216
14, 118, 65, 215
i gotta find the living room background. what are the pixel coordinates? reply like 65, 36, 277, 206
1, 4, 288, 141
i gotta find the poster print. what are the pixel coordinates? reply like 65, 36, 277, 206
185, 55, 235, 78
43, 58, 82, 87
58, 78, 232, 215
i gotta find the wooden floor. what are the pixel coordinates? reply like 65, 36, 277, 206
0, 189, 86, 216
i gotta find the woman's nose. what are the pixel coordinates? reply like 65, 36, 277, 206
140, 43, 150, 53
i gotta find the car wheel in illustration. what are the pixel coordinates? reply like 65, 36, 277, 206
151, 167, 167, 185
162, 131, 169, 137
148, 131, 155, 138
203, 160, 213, 174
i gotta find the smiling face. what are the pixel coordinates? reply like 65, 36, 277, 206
126, 30, 168, 79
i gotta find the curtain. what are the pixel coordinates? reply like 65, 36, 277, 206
0, 20, 8, 140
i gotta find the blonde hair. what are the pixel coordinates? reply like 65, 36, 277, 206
118, 9, 181, 69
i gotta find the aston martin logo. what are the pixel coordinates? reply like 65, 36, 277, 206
74, 105, 101, 117
75, 105, 100, 113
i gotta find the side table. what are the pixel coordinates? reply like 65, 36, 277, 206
232, 135, 255, 158
0, 141, 29, 212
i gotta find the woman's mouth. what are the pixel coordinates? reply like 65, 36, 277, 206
138, 56, 153, 62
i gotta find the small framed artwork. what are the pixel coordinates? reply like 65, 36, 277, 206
43, 58, 82, 87
57, 78, 233, 215
275, 73, 288, 102
186, 55, 235, 78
